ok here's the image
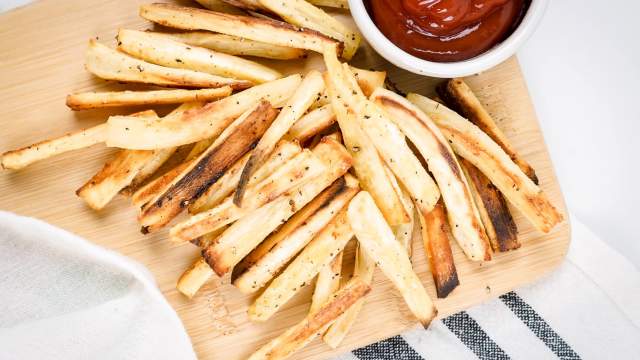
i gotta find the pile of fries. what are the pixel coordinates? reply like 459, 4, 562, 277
1, 1, 564, 359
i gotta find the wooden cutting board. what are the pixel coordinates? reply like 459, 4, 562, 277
0, 1, 570, 359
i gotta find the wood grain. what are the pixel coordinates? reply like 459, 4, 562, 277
0, 1, 570, 359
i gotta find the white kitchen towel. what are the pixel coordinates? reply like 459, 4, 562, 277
0, 211, 196, 360
337, 215, 640, 360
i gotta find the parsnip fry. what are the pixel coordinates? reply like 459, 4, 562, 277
407, 93, 563, 233
247, 278, 370, 360
66, 87, 231, 111
233, 175, 359, 293
420, 201, 459, 298
393, 182, 415, 256
307, 0, 348, 8
85, 40, 250, 89
170, 148, 326, 242
195, 0, 246, 14
76, 149, 155, 210
460, 158, 519, 252
248, 209, 353, 321
350, 67, 385, 97
323, 244, 374, 348
285, 104, 336, 143
200, 137, 352, 278
164, 31, 306, 60
259, 0, 360, 59
131, 159, 193, 208
139, 101, 277, 232
372, 88, 491, 261
106, 75, 301, 150
120, 146, 178, 196
177, 257, 215, 299
437, 78, 539, 183
117, 29, 280, 84
189, 140, 301, 214
348, 191, 437, 327
139, 3, 342, 55
310, 251, 343, 314
235, 70, 324, 205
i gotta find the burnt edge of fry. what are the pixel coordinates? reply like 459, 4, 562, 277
462, 159, 520, 252
140, 101, 277, 231
424, 202, 460, 299
436, 79, 539, 185
233, 150, 259, 207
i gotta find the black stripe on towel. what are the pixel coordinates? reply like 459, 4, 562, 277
352, 335, 424, 360
500, 292, 581, 359
442, 311, 510, 360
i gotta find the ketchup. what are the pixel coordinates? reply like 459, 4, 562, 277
367, 0, 529, 62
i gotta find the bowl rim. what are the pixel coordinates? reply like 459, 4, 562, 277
347, 0, 549, 78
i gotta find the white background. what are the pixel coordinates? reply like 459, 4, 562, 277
1, 0, 639, 265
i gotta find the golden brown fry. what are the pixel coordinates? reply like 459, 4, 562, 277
310, 251, 343, 314
139, 3, 342, 55
307, 0, 348, 8
348, 191, 437, 327
372, 88, 491, 261
259, 0, 360, 59
393, 181, 415, 256
200, 137, 352, 278
177, 257, 215, 299
106, 75, 301, 150
233, 175, 359, 293
459, 158, 520, 252
139, 101, 277, 232
194, 0, 246, 14
407, 93, 563, 233
322, 244, 374, 348
120, 146, 178, 196
117, 29, 281, 84
285, 104, 336, 143
437, 78, 539, 183
164, 31, 306, 60
235, 70, 324, 205
420, 201, 459, 298
248, 209, 353, 321
85, 40, 250, 89
189, 140, 301, 214
218, 0, 265, 11
170, 148, 326, 242
66, 87, 231, 111
247, 278, 370, 360
76, 150, 155, 210
131, 158, 194, 208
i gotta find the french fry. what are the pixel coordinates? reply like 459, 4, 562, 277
139, 3, 342, 55
0, 109, 157, 170
131, 158, 194, 208
307, 0, 348, 8
218, 0, 265, 11
371, 88, 491, 261
177, 257, 215, 299
347, 191, 437, 328
248, 209, 353, 321
170, 148, 326, 242
459, 158, 519, 252
437, 78, 539, 184
419, 201, 459, 298
285, 104, 336, 143
194, 0, 246, 14
393, 181, 415, 256
247, 278, 370, 360
76, 149, 155, 210
139, 101, 277, 232
184, 137, 217, 162
106, 74, 301, 150
85, 40, 250, 89
323, 63, 409, 225
235, 70, 324, 205
200, 137, 352, 278
350, 67, 386, 97
66, 87, 231, 111
233, 175, 359, 293
407, 93, 563, 233
323, 244, 374, 348
310, 251, 343, 314
117, 29, 281, 84
120, 146, 178, 196
189, 140, 301, 214
258, 0, 360, 59
164, 31, 306, 60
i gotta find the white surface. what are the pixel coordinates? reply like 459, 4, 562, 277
0, 0, 637, 258
518, 0, 640, 265
0, 211, 197, 360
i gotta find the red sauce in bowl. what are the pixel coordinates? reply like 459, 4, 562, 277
367, 0, 529, 62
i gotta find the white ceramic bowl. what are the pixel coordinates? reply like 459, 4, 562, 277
347, 0, 549, 78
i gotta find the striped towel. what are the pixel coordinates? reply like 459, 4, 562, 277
335, 215, 640, 360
